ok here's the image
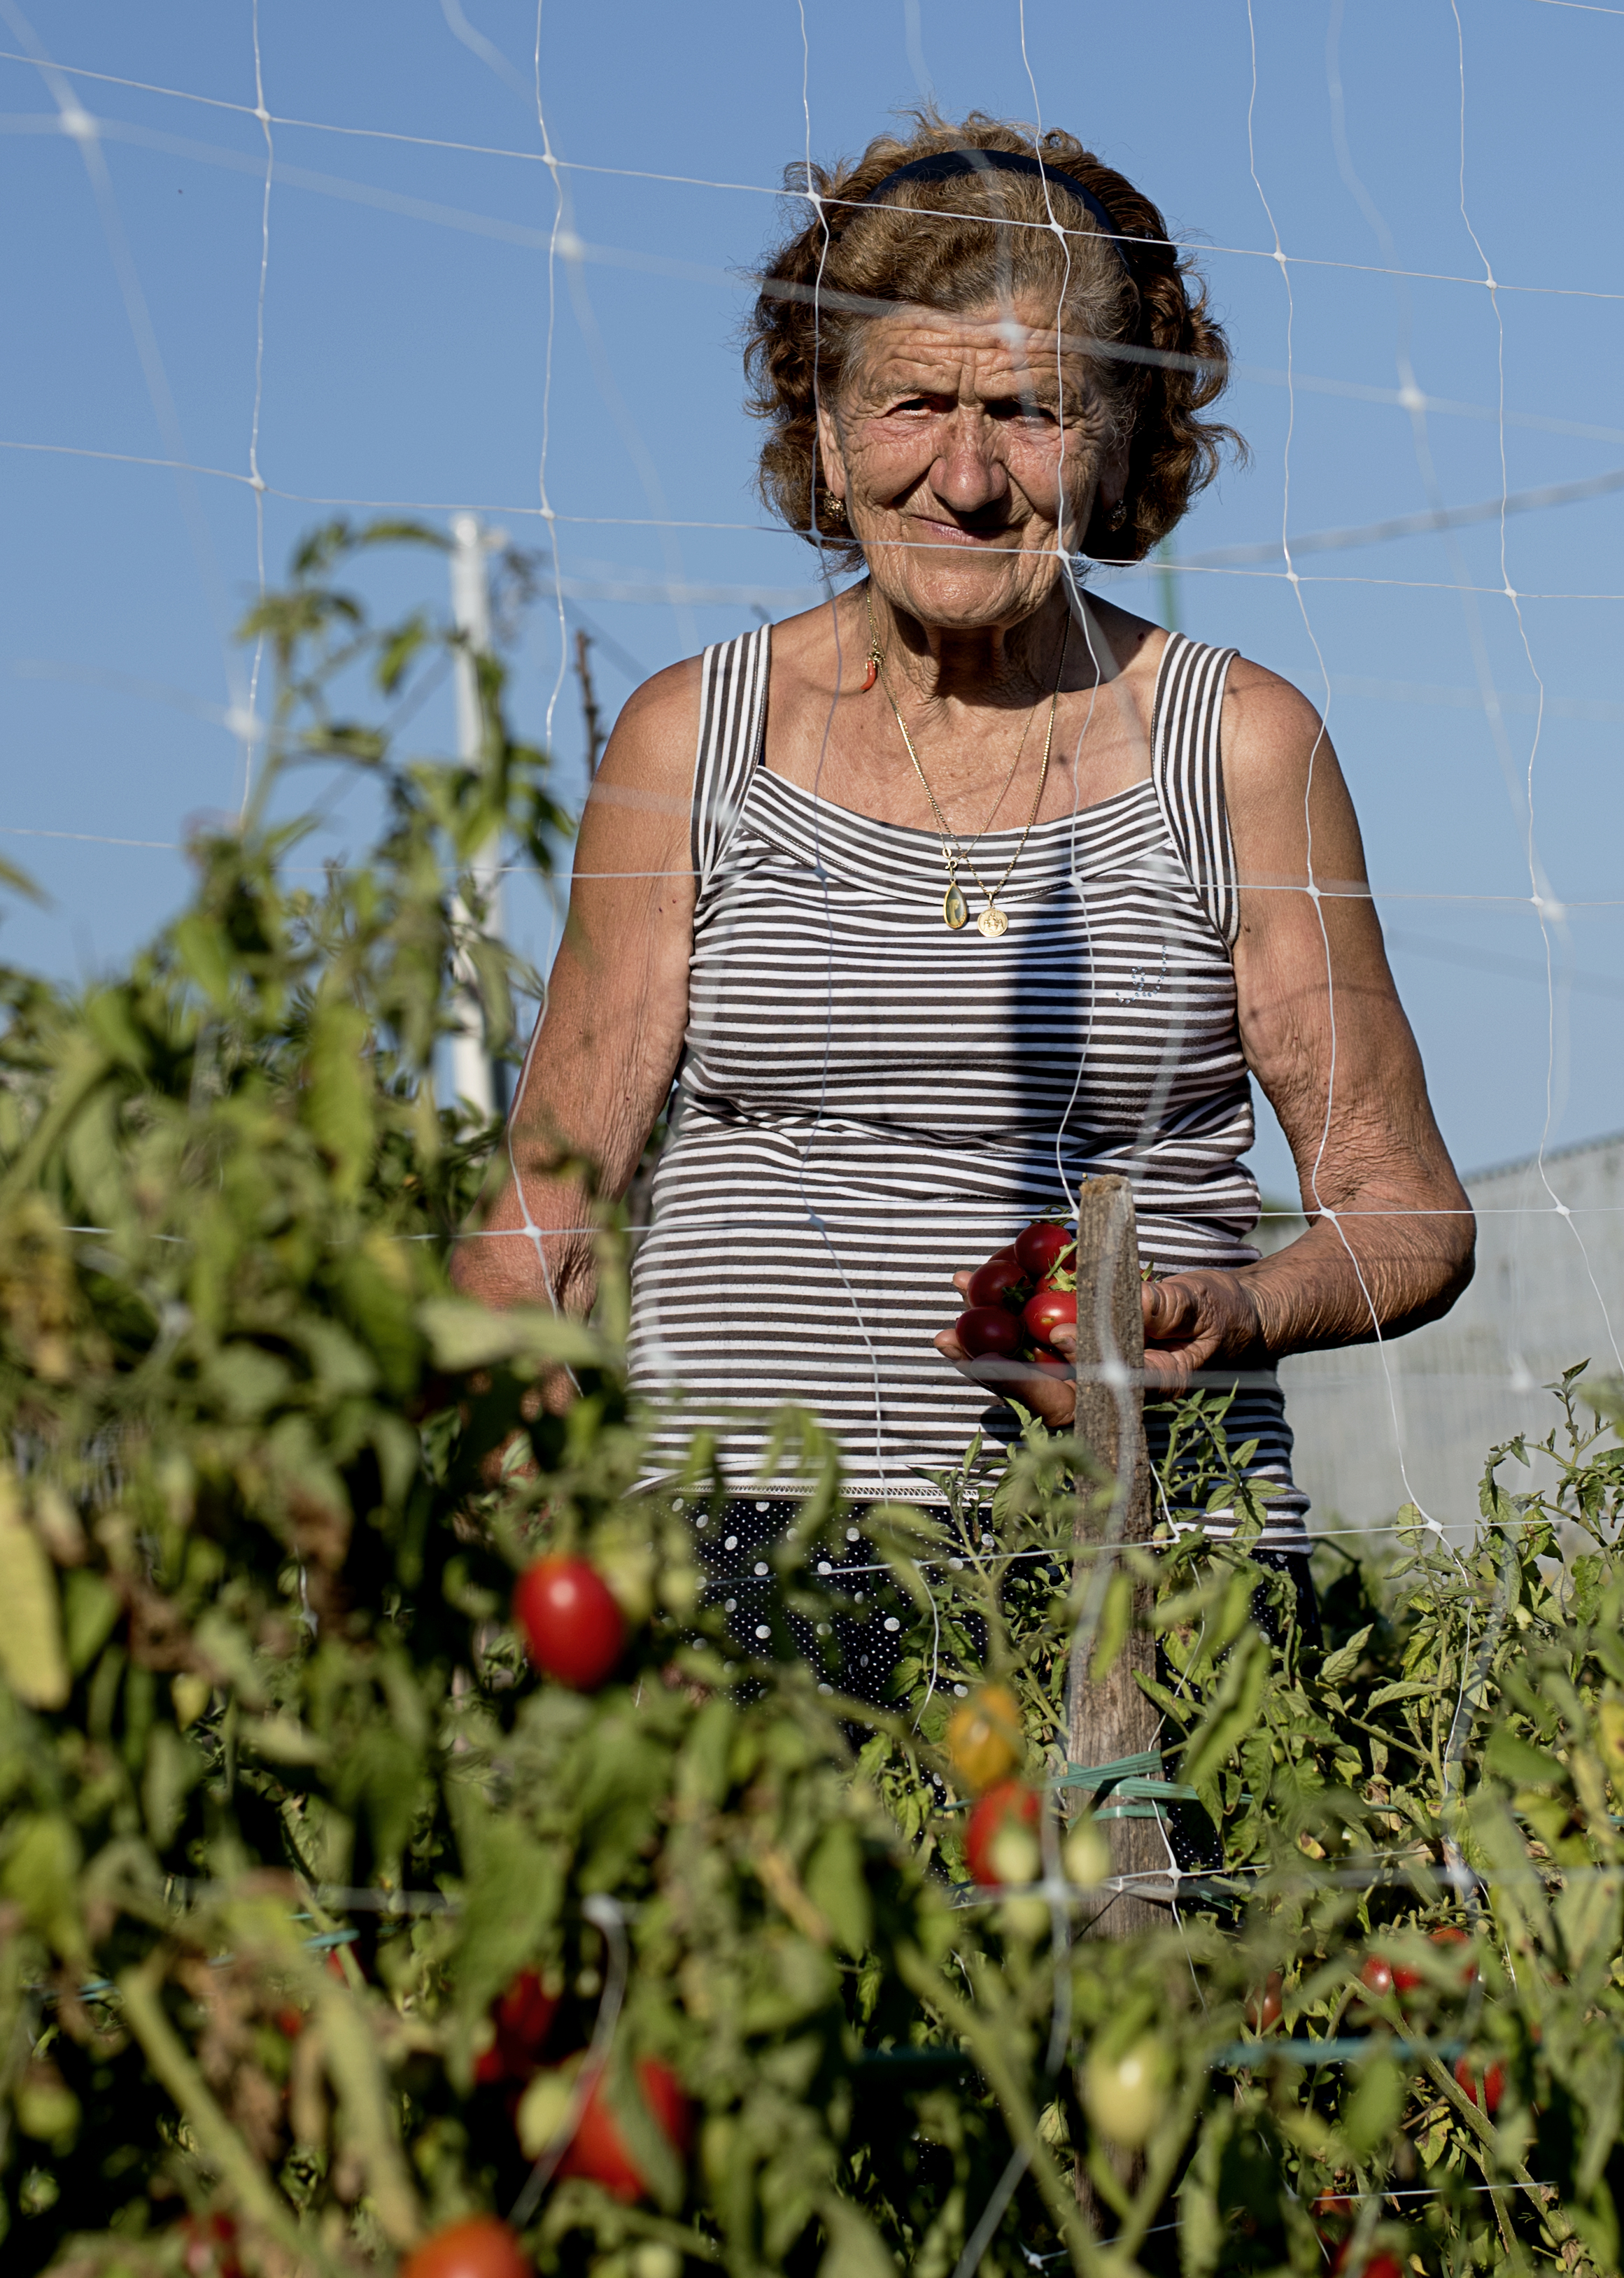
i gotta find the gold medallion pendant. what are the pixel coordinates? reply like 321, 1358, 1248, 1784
942, 880, 969, 931
976, 905, 1010, 940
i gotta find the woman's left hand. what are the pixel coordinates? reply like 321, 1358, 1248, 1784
1138, 1271, 1266, 1392
934, 1267, 1266, 1420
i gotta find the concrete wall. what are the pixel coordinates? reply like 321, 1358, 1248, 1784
1261, 1135, 1624, 1545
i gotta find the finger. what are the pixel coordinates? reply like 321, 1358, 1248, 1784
949, 1269, 975, 1297
1140, 1346, 1193, 1394
934, 1327, 968, 1361
1142, 1278, 1195, 1343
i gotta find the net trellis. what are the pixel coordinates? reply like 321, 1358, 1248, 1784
0, 8, 1620, 1526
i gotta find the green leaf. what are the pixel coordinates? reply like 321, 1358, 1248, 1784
302, 998, 373, 1196
1, 1811, 84, 1958
805, 1823, 873, 1956
416, 1294, 608, 1372
61, 1569, 120, 1674
1341, 2055, 1406, 2157
1318, 1624, 1372, 1688
816, 2192, 900, 2278
0, 1476, 69, 1708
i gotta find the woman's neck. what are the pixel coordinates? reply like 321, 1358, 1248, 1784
863, 582, 1096, 712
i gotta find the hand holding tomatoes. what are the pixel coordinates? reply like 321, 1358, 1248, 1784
939, 1217, 1273, 1412
935, 1220, 1080, 1426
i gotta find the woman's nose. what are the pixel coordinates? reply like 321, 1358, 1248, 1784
929, 415, 1008, 515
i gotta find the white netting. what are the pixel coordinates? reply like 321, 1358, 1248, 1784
1, 1, 1621, 1546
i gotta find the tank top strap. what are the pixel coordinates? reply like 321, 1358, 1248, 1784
691, 625, 771, 891
1148, 630, 1242, 949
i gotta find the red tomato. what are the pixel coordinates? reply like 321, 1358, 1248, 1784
1357, 1953, 1394, 2000
1333, 2254, 1402, 2278
954, 1306, 1025, 1362
400, 2215, 530, 2278
1015, 1221, 1075, 1281
964, 1781, 1041, 1886
514, 1557, 627, 1690
1023, 1287, 1076, 1346
474, 1969, 560, 2085
1388, 1957, 1423, 1995
1311, 2193, 1355, 2218
274, 2005, 306, 2039
181, 2212, 243, 2278
1431, 1925, 1478, 1983
556, 2058, 692, 2204
1454, 2056, 1505, 2115
1027, 1344, 1068, 1372
1245, 1971, 1283, 2031
967, 1247, 1026, 1310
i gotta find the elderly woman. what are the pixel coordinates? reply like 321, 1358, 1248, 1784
454, 118, 1472, 1667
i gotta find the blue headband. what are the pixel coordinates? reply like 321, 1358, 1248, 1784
857, 148, 1134, 278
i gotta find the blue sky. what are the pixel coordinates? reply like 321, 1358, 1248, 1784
1, 0, 1621, 1203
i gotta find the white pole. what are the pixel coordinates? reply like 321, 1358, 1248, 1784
447, 512, 504, 1119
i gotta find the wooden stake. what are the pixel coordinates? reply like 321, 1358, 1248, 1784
1066, 1175, 1164, 1940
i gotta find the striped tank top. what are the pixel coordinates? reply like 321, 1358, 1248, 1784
626, 623, 1309, 1552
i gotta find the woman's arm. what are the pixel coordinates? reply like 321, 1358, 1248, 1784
1136, 661, 1474, 1389
449, 660, 700, 1317
935, 660, 1474, 1413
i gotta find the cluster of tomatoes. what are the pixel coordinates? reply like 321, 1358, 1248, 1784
1247, 1923, 1502, 2278
946, 1685, 1110, 1904
953, 1219, 1078, 1373
395, 1550, 692, 2277
1358, 1926, 1504, 2115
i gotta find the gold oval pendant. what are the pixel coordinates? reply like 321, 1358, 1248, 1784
977, 905, 1010, 939
942, 882, 969, 931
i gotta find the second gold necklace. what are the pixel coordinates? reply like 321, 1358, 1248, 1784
865, 587, 1068, 939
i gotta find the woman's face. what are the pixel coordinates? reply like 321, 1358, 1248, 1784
818, 291, 1122, 635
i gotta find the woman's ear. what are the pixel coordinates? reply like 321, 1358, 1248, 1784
814, 399, 849, 509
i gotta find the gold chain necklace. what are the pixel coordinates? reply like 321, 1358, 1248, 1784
865, 587, 1068, 939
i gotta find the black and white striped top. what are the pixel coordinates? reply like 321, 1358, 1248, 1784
627, 624, 1309, 1550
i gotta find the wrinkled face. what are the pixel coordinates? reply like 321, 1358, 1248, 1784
817, 293, 1123, 633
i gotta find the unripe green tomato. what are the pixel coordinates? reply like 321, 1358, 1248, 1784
998, 1893, 1051, 1942
1062, 1819, 1110, 1887
515, 2065, 577, 2159
16, 2065, 79, 2144
987, 1823, 1041, 1885
630, 2247, 682, 2278
700, 2112, 737, 2198
1081, 2037, 1170, 2149
171, 1672, 212, 1729
659, 1564, 699, 1620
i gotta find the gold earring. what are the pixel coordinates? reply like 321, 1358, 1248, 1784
826, 495, 847, 524
1106, 500, 1128, 532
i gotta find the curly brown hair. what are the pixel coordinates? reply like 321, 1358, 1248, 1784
744, 113, 1245, 572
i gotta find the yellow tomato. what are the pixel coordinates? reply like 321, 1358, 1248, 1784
946, 1683, 1024, 1792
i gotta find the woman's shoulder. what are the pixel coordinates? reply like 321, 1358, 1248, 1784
1208, 651, 1357, 858
591, 653, 706, 797
1215, 653, 1332, 786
